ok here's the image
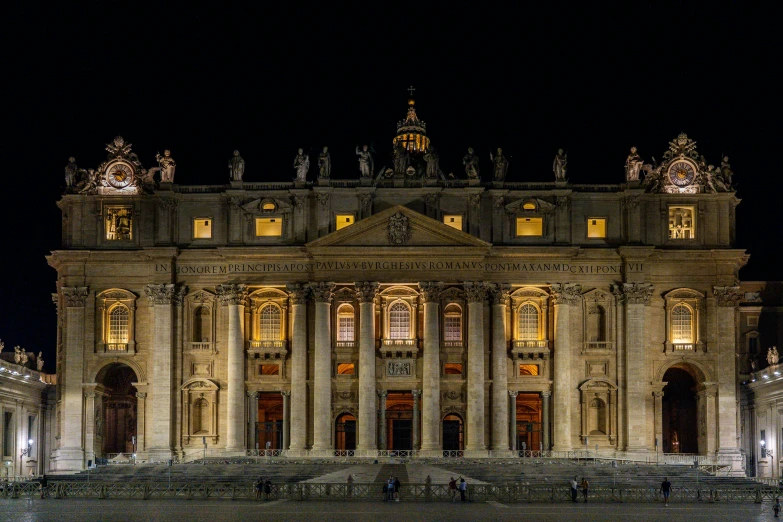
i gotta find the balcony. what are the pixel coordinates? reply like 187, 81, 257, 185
97, 342, 135, 356
106, 343, 129, 352
442, 340, 463, 349
380, 339, 418, 359
511, 340, 550, 361
581, 341, 615, 354
187, 342, 216, 354
335, 341, 356, 349
247, 340, 288, 356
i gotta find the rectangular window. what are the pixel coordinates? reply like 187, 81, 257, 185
105, 207, 133, 241
337, 363, 355, 375
519, 364, 539, 376
748, 316, 759, 327
443, 215, 463, 230
335, 214, 355, 230
193, 218, 212, 239
338, 316, 355, 342
516, 217, 543, 236
258, 364, 280, 375
587, 218, 606, 239
444, 363, 463, 375
255, 217, 283, 237
668, 206, 696, 239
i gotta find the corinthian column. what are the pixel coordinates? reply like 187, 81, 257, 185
310, 282, 335, 452
464, 281, 489, 456
216, 284, 247, 453
145, 283, 186, 460
58, 286, 88, 470
713, 286, 742, 456
418, 281, 443, 456
355, 282, 379, 452
286, 283, 309, 452
550, 283, 581, 452
620, 283, 653, 451
491, 285, 511, 454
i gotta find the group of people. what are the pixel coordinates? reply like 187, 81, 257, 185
569, 476, 589, 502
254, 476, 273, 501
382, 476, 401, 501
448, 476, 468, 502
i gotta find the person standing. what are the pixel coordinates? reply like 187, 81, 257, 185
660, 477, 672, 506
448, 477, 457, 502
774, 497, 781, 517
569, 476, 578, 502
459, 477, 467, 502
263, 477, 272, 501
393, 476, 401, 501
255, 476, 263, 500
387, 476, 394, 501
39, 475, 48, 499
580, 477, 589, 502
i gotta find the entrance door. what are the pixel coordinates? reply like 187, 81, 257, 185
392, 420, 412, 450
256, 421, 283, 450
662, 367, 698, 453
335, 413, 357, 451
443, 415, 463, 452
256, 392, 284, 450
516, 421, 543, 453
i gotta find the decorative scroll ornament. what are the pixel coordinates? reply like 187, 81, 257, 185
556, 196, 570, 211
158, 196, 178, 211
468, 194, 482, 209
334, 391, 356, 401
216, 284, 248, 306
387, 212, 411, 245
713, 286, 742, 307
621, 283, 654, 305
491, 284, 512, 306
550, 283, 582, 305
354, 282, 379, 302
309, 282, 336, 302
286, 283, 309, 305
418, 281, 444, 302
172, 285, 188, 306
463, 281, 490, 303
61, 287, 89, 307
145, 284, 177, 305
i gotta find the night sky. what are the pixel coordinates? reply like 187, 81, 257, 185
2, 3, 780, 372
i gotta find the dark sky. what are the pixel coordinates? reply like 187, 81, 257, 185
2, 3, 781, 371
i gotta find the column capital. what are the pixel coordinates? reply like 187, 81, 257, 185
216, 284, 248, 306
136, 392, 147, 399
540, 391, 551, 398
61, 286, 88, 307
309, 282, 336, 303
172, 285, 188, 306
653, 391, 664, 398
464, 281, 491, 303
281, 391, 291, 397
491, 284, 512, 306
286, 283, 309, 305
508, 390, 518, 398
145, 283, 182, 305
247, 391, 259, 399
418, 282, 444, 302
412, 389, 421, 398
378, 390, 388, 398
713, 286, 742, 307
355, 281, 380, 303
615, 282, 654, 305
550, 283, 582, 305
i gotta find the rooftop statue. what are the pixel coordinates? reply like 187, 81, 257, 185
37, 352, 44, 371
318, 146, 331, 179
392, 142, 410, 176
65, 157, 81, 188
356, 144, 374, 179
0, 339, 3, 353
228, 150, 245, 181
14, 346, 21, 364
462, 147, 480, 179
156, 150, 176, 183
625, 147, 644, 181
768, 346, 779, 366
553, 149, 568, 181
423, 145, 440, 179
293, 148, 310, 182
716, 156, 734, 191
490, 147, 509, 181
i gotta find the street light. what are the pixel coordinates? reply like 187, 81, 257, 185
19, 439, 33, 478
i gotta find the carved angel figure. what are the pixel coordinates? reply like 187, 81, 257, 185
293, 148, 309, 182
0, 339, 4, 353
156, 150, 176, 182
20, 350, 28, 365
462, 147, 480, 179
553, 149, 568, 181
625, 147, 644, 181
490, 147, 509, 181
392, 142, 410, 175
14, 346, 22, 364
318, 146, 331, 179
65, 157, 79, 187
423, 145, 440, 178
228, 150, 245, 181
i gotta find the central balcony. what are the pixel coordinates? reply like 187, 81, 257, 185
247, 340, 288, 356
380, 338, 419, 359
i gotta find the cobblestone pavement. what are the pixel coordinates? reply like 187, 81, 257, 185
0, 499, 777, 522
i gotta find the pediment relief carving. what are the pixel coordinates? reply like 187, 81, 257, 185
188, 290, 215, 303
241, 198, 293, 214
504, 198, 556, 215
249, 288, 289, 300
578, 378, 617, 391
381, 285, 419, 297
97, 289, 136, 301
440, 287, 465, 300
511, 287, 549, 298
583, 289, 612, 303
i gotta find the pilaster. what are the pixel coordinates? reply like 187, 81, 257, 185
491, 284, 512, 454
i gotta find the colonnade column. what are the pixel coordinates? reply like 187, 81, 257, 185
217, 284, 247, 453
281, 391, 291, 451
247, 391, 259, 450
620, 283, 654, 452
412, 390, 421, 450
286, 284, 309, 452
464, 281, 490, 457
311, 282, 335, 452
418, 282, 443, 456
356, 282, 380, 452
145, 283, 186, 459
378, 391, 388, 450
541, 391, 551, 451
58, 287, 88, 470
550, 283, 581, 452
509, 391, 518, 452
491, 285, 511, 454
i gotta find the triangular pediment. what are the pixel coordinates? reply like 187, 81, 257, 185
306, 205, 491, 248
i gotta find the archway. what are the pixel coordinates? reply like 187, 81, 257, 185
335, 413, 357, 451
662, 367, 698, 453
95, 363, 138, 455
442, 414, 464, 453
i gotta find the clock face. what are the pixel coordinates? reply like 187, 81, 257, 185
668, 161, 696, 187
106, 161, 134, 189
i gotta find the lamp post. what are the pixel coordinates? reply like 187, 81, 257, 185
19, 439, 33, 478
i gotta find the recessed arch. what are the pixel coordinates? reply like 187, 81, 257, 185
92, 358, 146, 384
655, 359, 711, 384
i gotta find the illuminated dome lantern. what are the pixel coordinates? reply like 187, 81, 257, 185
393, 86, 430, 154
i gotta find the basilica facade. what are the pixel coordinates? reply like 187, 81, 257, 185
48, 100, 757, 473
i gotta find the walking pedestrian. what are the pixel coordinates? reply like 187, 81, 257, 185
459, 477, 467, 502
386, 476, 394, 501
660, 477, 672, 506
774, 497, 781, 517
569, 476, 578, 502
448, 477, 457, 502
39, 474, 48, 499
580, 477, 589, 502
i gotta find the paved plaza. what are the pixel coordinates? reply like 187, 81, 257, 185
0, 498, 777, 522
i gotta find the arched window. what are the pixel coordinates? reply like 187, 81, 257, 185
337, 304, 355, 342
108, 305, 129, 344
517, 303, 539, 340
389, 302, 410, 339
671, 303, 693, 344
443, 304, 462, 342
192, 398, 209, 434
259, 303, 282, 341
192, 306, 211, 342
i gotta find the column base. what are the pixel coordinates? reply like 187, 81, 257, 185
147, 448, 174, 462
51, 448, 85, 472
463, 448, 490, 458
418, 449, 443, 458
489, 449, 516, 458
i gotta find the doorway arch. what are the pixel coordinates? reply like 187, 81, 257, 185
95, 362, 138, 456
442, 414, 464, 453
335, 412, 357, 451
661, 364, 702, 454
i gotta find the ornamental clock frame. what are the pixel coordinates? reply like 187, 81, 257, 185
667, 159, 697, 188
104, 159, 136, 190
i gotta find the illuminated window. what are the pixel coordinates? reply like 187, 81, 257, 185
193, 218, 212, 239
336, 214, 355, 230
106, 207, 133, 241
516, 217, 543, 236
337, 363, 355, 375
445, 363, 463, 375
522, 201, 536, 210
259, 364, 280, 375
518, 303, 539, 340
256, 217, 282, 237
443, 215, 463, 230
443, 304, 462, 341
668, 206, 695, 239
587, 218, 606, 239
337, 304, 355, 342
108, 305, 129, 345
671, 303, 693, 343
519, 364, 539, 376
389, 302, 410, 339
259, 303, 281, 341
262, 202, 276, 211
